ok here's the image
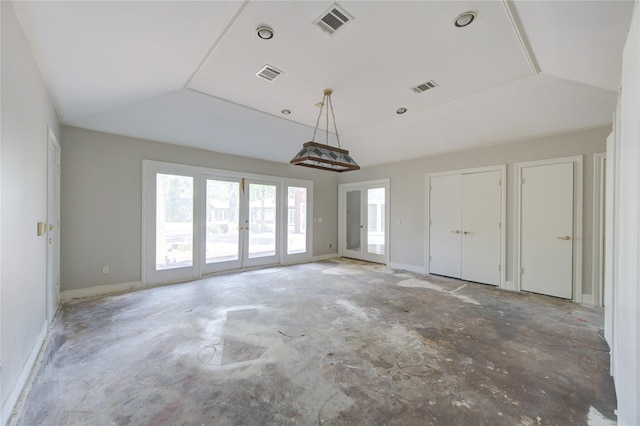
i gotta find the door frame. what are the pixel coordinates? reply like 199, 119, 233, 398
425, 165, 506, 288
592, 152, 606, 307
514, 156, 583, 303
46, 127, 61, 324
338, 179, 390, 264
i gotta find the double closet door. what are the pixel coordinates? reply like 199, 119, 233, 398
428, 168, 504, 286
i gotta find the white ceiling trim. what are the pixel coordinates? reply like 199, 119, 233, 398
501, 0, 540, 74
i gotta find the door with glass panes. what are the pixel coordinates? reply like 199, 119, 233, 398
146, 162, 314, 284
203, 177, 279, 273
339, 180, 389, 264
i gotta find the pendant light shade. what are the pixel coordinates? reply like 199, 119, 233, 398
290, 89, 360, 172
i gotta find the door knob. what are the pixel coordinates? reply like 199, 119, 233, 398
463, 231, 470, 235
557, 235, 571, 240
451, 230, 460, 234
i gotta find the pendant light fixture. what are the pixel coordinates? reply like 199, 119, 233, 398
290, 89, 360, 172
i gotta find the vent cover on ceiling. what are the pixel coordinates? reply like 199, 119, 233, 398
412, 80, 439, 93
255, 65, 283, 82
314, 4, 353, 35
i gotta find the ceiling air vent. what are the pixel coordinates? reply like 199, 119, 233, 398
314, 4, 353, 36
255, 65, 283, 82
412, 80, 439, 94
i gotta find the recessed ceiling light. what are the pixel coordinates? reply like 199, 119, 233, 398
281, 109, 291, 115
256, 26, 274, 40
396, 107, 407, 115
454, 12, 476, 28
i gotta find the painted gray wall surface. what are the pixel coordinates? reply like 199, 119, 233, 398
60, 126, 338, 291
339, 126, 609, 296
1, 1, 60, 419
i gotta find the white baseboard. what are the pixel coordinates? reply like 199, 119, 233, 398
504, 281, 516, 291
1, 322, 47, 426
312, 253, 339, 262
581, 294, 594, 306
389, 262, 426, 275
60, 281, 142, 301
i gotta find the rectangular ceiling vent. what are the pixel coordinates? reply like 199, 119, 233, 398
255, 65, 283, 82
412, 80, 439, 94
314, 4, 353, 36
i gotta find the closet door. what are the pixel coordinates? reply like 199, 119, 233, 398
520, 162, 574, 299
429, 174, 462, 278
461, 171, 501, 285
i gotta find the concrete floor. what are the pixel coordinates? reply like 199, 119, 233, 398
12, 259, 616, 425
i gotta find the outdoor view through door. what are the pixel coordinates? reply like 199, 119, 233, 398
144, 161, 312, 284
156, 173, 194, 270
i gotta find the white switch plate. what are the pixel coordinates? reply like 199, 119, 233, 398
102, 266, 109, 274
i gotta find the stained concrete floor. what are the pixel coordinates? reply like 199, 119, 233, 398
12, 259, 616, 425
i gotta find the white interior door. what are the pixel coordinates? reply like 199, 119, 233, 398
461, 171, 501, 285
343, 188, 363, 258
429, 174, 462, 278
46, 130, 61, 323
520, 162, 574, 299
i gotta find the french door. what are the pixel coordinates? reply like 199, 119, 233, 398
202, 177, 279, 273
339, 180, 389, 264
144, 161, 311, 285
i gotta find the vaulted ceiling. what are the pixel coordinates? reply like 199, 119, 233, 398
13, 1, 634, 167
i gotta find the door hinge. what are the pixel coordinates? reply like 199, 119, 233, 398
498, 179, 502, 186
498, 265, 501, 271
57, 165, 61, 174
521, 177, 525, 184
521, 267, 525, 274
498, 222, 501, 229
429, 255, 432, 261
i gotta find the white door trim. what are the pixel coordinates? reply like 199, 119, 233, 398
515, 156, 583, 303
425, 164, 506, 288
46, 127, 61, 324
593, 152, 606, 307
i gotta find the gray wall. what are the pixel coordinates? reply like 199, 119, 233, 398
1, 1, 61, 421
338, 126, 610, 297
60, 126, 338, 291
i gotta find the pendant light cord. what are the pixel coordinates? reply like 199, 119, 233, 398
310, 89, 340, 148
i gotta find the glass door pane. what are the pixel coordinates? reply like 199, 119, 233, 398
346, 189, 362, 251
248, 182, 277, 259
205, 179, 240, 264
287, 187, 307, 255
367, 187, 385, 255
156, 174, 193, 270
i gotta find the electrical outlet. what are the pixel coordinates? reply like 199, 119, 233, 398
102, 266, 109, 274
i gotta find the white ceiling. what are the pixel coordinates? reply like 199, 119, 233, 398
13, 1, 634, 167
